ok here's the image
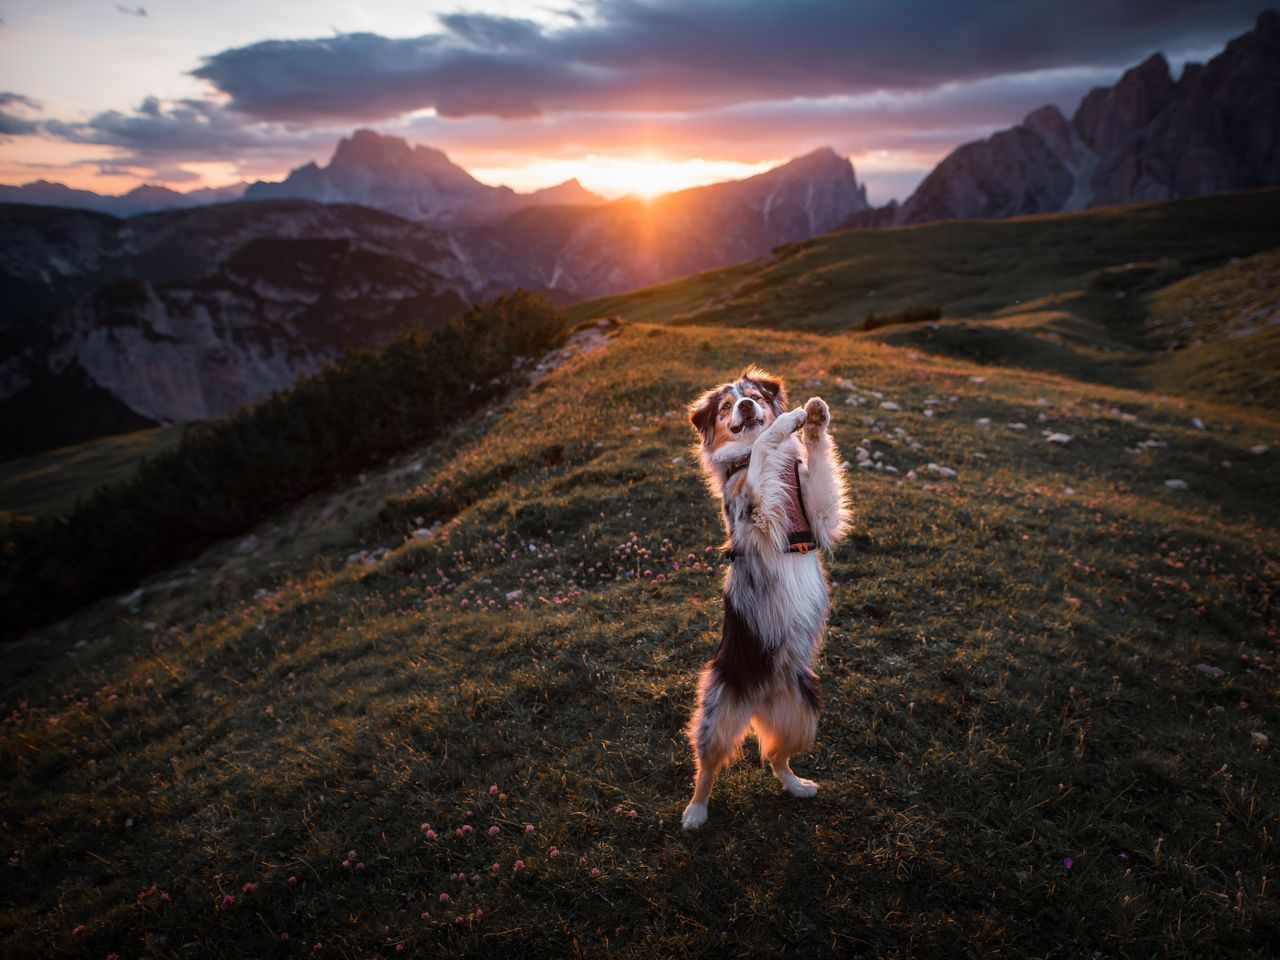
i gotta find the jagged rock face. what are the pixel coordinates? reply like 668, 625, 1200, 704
0, 202, 468, 456
244, 129, 605, 224
900, 11, 1280, 224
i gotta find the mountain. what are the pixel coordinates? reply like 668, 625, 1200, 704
0, 201, 470, 457
899, 9, 1280, 224
452, 146, 871, 300
0, 180, 248, 217
0, 145, 869, 454
243, 129, 605, 224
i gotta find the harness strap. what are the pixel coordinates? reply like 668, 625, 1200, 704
722, 457, 817, 560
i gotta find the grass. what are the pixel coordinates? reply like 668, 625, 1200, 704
1, 308, 1276, 957
0, 426, 182, 521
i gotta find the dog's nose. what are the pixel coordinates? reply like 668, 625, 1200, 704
737, 398, 755, 412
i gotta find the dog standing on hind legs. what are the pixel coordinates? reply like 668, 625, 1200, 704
682, 366, 850, 830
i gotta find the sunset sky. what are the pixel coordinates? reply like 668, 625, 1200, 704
0, 1, 1266, 202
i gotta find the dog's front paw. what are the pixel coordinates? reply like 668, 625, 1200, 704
777, 407, 807, 435
803, 397, 830, 440
681, 802, 708, 830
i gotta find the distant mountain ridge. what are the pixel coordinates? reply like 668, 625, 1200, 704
243, 129, 606, 224
0, 180, 248, 217
896, 9, 1280, 224
455, 146, 870, 299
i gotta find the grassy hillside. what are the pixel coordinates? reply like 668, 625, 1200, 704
569, 190, 1280, 410
568, 190, 1280, 333
0, 426, 181, 522
1, 311, 1276, 956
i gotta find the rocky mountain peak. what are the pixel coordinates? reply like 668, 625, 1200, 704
1073, 52, 1176, 153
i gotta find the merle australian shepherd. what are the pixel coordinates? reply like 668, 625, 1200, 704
682, 366, 849, 830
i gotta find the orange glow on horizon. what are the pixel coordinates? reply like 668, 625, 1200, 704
466, 154, 782, 200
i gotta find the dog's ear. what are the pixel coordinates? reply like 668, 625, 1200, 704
688, 389, 722, 443
741, 365, 788, 415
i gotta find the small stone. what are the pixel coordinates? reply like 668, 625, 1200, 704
1191, 418, 1205, 430
839, 460, 852, 471
1045, 433, 1073, 444
1194, 663, 1224, 678
1251, 732, 1268, 747
1164, 479, 1188, 490
880, 401, 900, 411
670, 456, 685, 466
976, 417, 991, 426
1008, 422, 1027, 431
504, 589, 523, 602
1250, 444, 1268, 455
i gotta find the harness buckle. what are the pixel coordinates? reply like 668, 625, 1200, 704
795, 542, 810, 554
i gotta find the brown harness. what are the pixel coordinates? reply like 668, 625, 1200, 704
721, 454, 818, 559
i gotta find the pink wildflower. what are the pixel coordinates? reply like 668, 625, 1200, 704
591, 867, 602, 878
491, 863, 500, 873
513, 859, 525, 872
524, 823, 534, 833
488, 825, 500, 836
287, 876, 297, 887
439, 893, 450, 903
489, 784, 499, 794
424, 829, 437, 840
72, 925, 85, 936
220, 895, 234, 911
342, 860, 352, 870
242, 882, 256, 894
1063, 857, 1074, 871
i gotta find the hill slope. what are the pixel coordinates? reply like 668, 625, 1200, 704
570, 189, 1280, 407
1, 309, 1276, 956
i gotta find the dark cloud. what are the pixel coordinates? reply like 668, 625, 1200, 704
191, 0, 1265, 122
0, 92, 41, 136
42, 97, 335, 178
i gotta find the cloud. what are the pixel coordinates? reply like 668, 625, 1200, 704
41, 96, 337, 179
115, 5, 148, 17
190, 0, 1264, 123
0, 92, 42, 136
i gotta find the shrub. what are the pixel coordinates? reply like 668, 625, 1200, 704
0, 290, 567, 637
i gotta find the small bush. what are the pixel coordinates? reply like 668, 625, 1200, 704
862, 302, 943, 331
0, 290, 567, 636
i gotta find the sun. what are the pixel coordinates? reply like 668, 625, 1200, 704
470, 154, 780, 201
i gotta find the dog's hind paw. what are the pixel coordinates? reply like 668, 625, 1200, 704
681, 803, 708, 830
782, 775, 819, 798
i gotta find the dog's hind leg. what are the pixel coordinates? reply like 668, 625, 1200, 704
754, 670, 821, 798
683, 666, 752, 830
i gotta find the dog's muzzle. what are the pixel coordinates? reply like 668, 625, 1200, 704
730, 399, 762, 434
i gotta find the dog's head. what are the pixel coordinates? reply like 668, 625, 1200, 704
688, 365, 789, 460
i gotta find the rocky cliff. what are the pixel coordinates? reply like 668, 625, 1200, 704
0, 201, 468, 456
899, 10, 1280, 224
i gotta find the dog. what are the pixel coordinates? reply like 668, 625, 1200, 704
682, 365, 849, 830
